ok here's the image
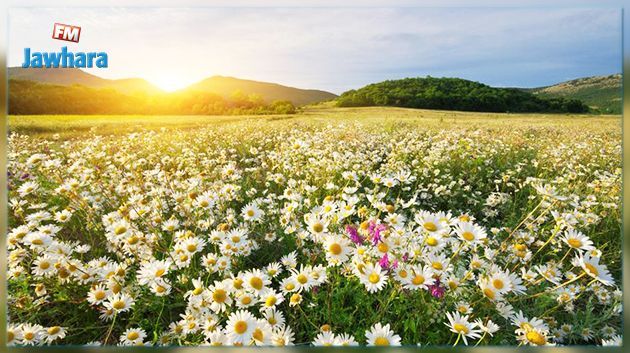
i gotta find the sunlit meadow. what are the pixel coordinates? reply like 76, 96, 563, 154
6, 107, 622, 346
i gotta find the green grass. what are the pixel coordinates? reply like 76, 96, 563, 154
8, 106, 620, 137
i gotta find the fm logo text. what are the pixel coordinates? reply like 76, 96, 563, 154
52, 23, 81, 43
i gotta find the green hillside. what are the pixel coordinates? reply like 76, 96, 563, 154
8, 67, 337, 107
528, 74, 621, 114
336, 77, 589, 113
8, 67, 163, 95
8, 79, 296, 115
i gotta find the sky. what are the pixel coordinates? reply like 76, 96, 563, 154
8, 7, 622, 93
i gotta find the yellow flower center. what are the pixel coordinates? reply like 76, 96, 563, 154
462, 231, 475, 241
297, 274, 308, 284
114, 226, 127, 235
48, 326, 60, 335
329, 243, 342, 255
94, 291, 106, 300
312, 223, 324, 233
377, 242, 389, 253
483, 288, 495, 299
192, 287, 203, 295
127, 331, 139, 340
213, 289, 227, 303
234, 321, 248, 334
493, 279, 504, 290
112, 300, 126, 310
424, 222, 437, 232
246, 210, 255, 217
285, 282, 296, 291
526, 331, 547, 345
265, 296, 277, 307
426, 237, 438, 246
567, 238, 582, 248
253, 328, 263, 342
584, 263, 599, 276
368, 273, 380, 284
432, 262, 443, 270
374, 337, 390, 346
241, 296, 252, 305
24, 332, 34, 341
186, 244, 197, 252
155, 268, 165, 277
290, 293, 301, 303
249, 277, 263, 290
454, 323, 469, 334
39, 261, 50, 270
412, 274, 425, 285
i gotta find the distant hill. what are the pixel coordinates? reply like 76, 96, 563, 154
527, 74, 621, 114
8, 67, 163, 95
185, 76, 337, 106
9, 79, 297, 115
337, 77, 589, 113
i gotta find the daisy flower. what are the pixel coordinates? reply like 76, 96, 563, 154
225, 310, 257, 345
271, 326, 295, 346
104, 293, 135, 314
562, 230, 595, 251
455, 221, 487, 245
312, 331, 336, 346
243, 269, 270, 293
19, 323, 44, 345
359, 262, 388, 293
574, 253, 614, 286
365, 323, 401, 346
208, 280, 232, 313
120, 328, 146, 345
323, 234, 351, 266
335, 333, 359, 346
445, 312, 481, 345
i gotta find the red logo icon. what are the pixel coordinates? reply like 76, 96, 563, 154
52, 23, 81, 43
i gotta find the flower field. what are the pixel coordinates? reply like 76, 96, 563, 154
6, 108, 622, 346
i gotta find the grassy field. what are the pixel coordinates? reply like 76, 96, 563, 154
6, 107, 622, 346
8, 106, 620, 137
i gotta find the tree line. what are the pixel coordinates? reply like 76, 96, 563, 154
336, 77, 589, 113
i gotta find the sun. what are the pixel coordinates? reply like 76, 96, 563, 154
147, 75, 195, 92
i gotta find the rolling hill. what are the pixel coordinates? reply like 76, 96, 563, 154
8, 67, 163, 95
336, 77, 589, 113
527, 74, 621, 114
184, 76, 337, 106
8, 67, 337, 106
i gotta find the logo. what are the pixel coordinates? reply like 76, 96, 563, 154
21, 23, 108, 68
52, 23, 81, 43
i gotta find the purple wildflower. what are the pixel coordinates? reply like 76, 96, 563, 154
345, 225, 363, 244
428, 279, 446, 299
368, 221, 386, 245
378, 253, 390, 270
